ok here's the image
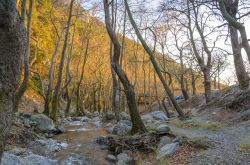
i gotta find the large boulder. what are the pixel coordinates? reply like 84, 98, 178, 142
117, 153, 132, 164
150, 111, 168, 121
157, 143, 179, 160
8, 147, 32, 157
141, 114, 154, 124
156, 124, 170, 134
105, 112, 115, 120
1, 153, 27, 165
120, 112, 130, 120
112, 120, 132, 136
1, 153, 57, 165
24, 155, 57, 165
30, 114, 55, 132
158, 136, 172, 149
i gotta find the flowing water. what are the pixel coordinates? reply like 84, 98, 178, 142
53, 121, 110, 165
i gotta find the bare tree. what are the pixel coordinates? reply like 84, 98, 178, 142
218, 0, 250, 64
51, 0, 74, 125
103, 0, 147, 134
14, 0, 34, 112
218, 0, 250, 89
124, 0, 185, 118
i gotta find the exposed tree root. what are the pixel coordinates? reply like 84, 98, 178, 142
108, 131, 164, 154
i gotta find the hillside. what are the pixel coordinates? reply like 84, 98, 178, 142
22, 0, 212, 113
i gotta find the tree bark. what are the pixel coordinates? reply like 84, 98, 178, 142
44, 31, 63, 116
229, 25, 249, 89
0, 0, 26, 161
219, 0, 249, 89
14, 0, 34, 112
219, 0, 250, 64
103, 0, 147, 134
76, 38, 89, 116
124, 0, 185, 118
51, 0, 74, 125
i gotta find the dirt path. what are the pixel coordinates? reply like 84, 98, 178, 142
169, 112, 250, 165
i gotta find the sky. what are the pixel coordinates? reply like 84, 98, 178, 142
84, 0, 250, 85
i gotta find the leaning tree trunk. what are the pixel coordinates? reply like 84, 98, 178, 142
124, 0, 185, 118
0, 0, 27, 161
103, 0, 147, 134
51, 0, 74, 125
229, 25, 249, 89
14, 0, 34, 112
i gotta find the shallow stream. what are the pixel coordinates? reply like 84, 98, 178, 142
53, 121, 110, 165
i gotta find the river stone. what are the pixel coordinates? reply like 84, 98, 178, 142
30, 114, 55, 132
1, 153, 27, 165
106, 154, 117, 162
22, 112, 32, 118
120, 112, 130, 120
8, 147, 32, 156
150, 111, 168, 121
112, 120, 132, 136
172, 136, 183, 145
105, 112, 115, 120
157, 143, 179, 160
61, 154, 92, 165
156, 124, 170, 134
36, 139, 47, 146
24, 118, 31, 128
158, 136, 172, 149
141, 114, 154, 124
57, 124, 65, 133
93, 111, 99, 117
24, 154, 57, 165
80, 116, 91, 122
96, 135, 114, 146
116, 160, 127, 165
117, 153, 132, 164
92, 116, 100, 122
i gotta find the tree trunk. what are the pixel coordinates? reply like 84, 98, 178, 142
125, 0, 185, 118
162, 98, 170, 118
0, 0, 26, 161
229, 25, 249, 89
110, 43, 121, 121
76, 38, 89, 116
180, 75, 189, 100
51, 0, 74, 125
14, 0, 34, 112
191, 71, 197, 95
203, 68, 212, 103
44, 31, 63, 116
103, 0, 147, 134
219, 0, 250, 64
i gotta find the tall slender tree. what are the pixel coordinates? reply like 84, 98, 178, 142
103, 0, 147, 134
51, 0, 74, 125
124, 0, 185, 118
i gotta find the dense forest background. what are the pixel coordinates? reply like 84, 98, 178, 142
20, 0, 218, 113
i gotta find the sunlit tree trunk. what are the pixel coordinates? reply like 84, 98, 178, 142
52, 0, 74, 125
14, 0, 34, 112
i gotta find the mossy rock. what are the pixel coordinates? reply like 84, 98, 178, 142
169, 117, 221, 131
156, 157, 171, 165
239, 135, 250, 151
187, 136, 215, 149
